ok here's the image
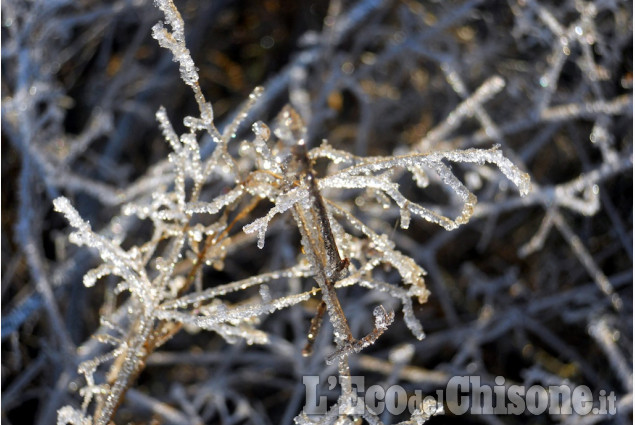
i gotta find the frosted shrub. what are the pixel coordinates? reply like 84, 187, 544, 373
3, 1, 630, 424
51, 1, 534, 423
